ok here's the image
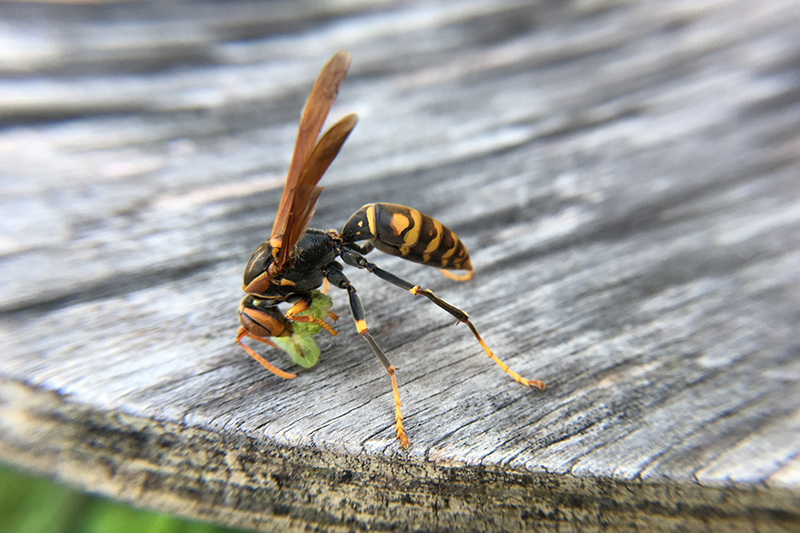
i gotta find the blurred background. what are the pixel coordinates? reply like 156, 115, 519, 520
1, 0, 799, 531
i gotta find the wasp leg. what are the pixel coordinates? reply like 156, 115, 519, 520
339, 248, 545, 390
285, 297, 338, 336
344, 242, 374, 255
440, 268, 474, 282
326, 265, 410, 448
321, 263, 340, 319
235, 327, 298, 379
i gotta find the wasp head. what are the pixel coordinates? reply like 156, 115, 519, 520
242, 241, 280, 294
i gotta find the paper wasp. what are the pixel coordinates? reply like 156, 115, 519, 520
236, 51, 545, 447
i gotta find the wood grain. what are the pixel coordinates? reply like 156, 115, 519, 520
1, 0, 799, 531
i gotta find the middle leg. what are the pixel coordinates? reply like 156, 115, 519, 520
326, 265, 410, 447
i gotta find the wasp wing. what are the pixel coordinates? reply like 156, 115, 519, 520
269, 50, 352, 257
277, 113, 358, 266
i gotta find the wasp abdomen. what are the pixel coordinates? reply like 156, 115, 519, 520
342, 203, 472, 271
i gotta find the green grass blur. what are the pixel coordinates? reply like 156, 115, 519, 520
0, 464, 244, 533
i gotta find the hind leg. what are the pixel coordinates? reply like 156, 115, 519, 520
339, 248, 545, 390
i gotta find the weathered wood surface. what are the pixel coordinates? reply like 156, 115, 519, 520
1, 0, 799, 531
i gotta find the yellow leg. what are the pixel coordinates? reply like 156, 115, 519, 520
408, 285, 545, 390
388, 364, 410, 448
465, 322, 545, 390
235, 327, 297, 379
340, 246, 545, 391
327, 266, 412, 447
440, 268, 474, 282
285, 299, 338, 336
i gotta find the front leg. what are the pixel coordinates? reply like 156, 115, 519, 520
236, 297, 297, 379
285, 296, 338, 336
339, 247, 545, 390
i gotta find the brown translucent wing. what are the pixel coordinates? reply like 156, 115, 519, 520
269, 51, 352, 255
277, 113, 359, 267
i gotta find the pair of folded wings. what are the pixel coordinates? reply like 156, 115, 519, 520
269, 51, 358, 269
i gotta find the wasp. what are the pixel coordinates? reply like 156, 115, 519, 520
236, 51, 545, 447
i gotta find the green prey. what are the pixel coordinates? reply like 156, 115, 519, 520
273, 290, 336, 368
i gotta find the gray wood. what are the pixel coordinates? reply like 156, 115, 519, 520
1, 0, 799, 531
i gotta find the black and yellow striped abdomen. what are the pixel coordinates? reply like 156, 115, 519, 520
341, 203, 472, 271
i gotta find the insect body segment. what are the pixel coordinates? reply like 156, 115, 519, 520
342, 203, 473, 272
235, 51, 544, 448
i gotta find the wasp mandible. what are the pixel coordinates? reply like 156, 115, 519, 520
236, 51, 545, 447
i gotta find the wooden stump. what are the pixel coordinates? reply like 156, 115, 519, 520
1, 1, 799, 531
